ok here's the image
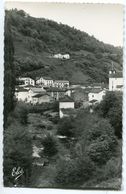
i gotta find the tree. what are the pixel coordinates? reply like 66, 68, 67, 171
12, 102, 29, 125
86, 119, 117, 165
41, 134, 58, 158
4, 13, 15, 124
57, 117, 75, 137
55, 156, 95, 187
73, 110, 118, 165
106, 102, 122, 138
95, 91, 122, 138
4, 121, 33, 186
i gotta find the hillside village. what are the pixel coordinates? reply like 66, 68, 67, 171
4, 9, 123, 189
15, 67, 123, 118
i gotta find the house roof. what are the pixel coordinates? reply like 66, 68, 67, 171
109, 71, 123, 78
32, 93, 49, 98
43, 76, 53, 80
36, 76, 53, 81
15, 88, 29, 92
30, 88, 46, 93
61, 108, 76, 115
89, 88, 103, 94
89, 99, 98, 103
24, 84, 35, 88
54, 80, 69, 83
60, 96, 74, 102
47, 87, 67, 92
18, 77, 34, 80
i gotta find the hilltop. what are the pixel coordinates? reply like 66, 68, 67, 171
6, 9, 123, 84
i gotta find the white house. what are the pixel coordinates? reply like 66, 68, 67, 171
36, 77, 53, 87
27, 87, 46, 103
88, 89, 106, 104
53, 53, 70, 59
109, 70, 123, 91
18, 77, 35, 86
63, 54, 70, 59
59, 96, 75, 118
15, 88, 29, 102
32, 94, 53, 105
53, 80, 69, 88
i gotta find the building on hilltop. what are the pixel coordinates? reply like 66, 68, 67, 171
59, 96, 75, 118
53, 53, 70, 59
18, 77, 35, 86
109, 70, 123, 91
36, 77, 53, 87
53, 80, 69, 88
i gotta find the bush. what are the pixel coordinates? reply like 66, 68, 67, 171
4, 121, 33, 186
47, 125, 53, 130
92, 156, 122, 185
12, 102, 29, 125
86, 119, 117, 165
41, 134, 58, 158
102, 157, 122, 180
95, 91, 122, 138
57, 117, 75, 137
55, 156, 95, 187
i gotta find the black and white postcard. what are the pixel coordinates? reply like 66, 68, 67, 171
2, 0, 124, 191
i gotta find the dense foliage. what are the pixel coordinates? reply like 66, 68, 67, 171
4, 103, 33, 187
4, 13, 15, 123
4, 9, 122, 189
41, 134, 58, 158
5, 9, 122, 84
95, 91, 122, 138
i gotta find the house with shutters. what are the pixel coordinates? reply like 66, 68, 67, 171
18, 77, 35, 86
36, 77, 53, 87
53, 80, 69, 88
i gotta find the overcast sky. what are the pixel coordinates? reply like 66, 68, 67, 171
5, 2, 123, 47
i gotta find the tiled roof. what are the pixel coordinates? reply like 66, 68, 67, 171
16, 88, 29, 92
47, 87, 67, 92
43, 76, 53, 80
19, 77, 33, 80
30, 88, 46, 93
61, 108, 76, 114
89, 88, 103, 94
24, 85, 35, 87
36, 76, 53, 81
32, 93, 49, 98
54, 80, 69, 83
60, 96, 74, 102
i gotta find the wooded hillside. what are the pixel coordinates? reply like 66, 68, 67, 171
6, 9, 123, 84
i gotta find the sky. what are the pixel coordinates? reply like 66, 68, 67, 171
5, 1, 123, 47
